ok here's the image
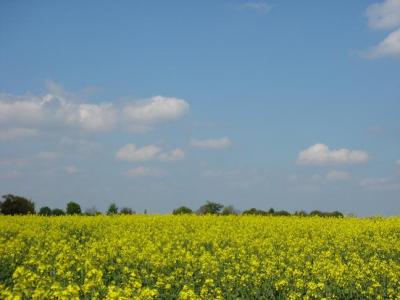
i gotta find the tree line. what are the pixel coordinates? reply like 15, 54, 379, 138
0, 194, 344, 217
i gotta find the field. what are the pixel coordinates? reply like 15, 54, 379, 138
1, 215, 400, 299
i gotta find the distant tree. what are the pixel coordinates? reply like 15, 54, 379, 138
107, 203, 118, 215
0, 194, 35, 215
120, 207, 135, 215
172, 206, 193, 215
242, 208, 267, 215
39, 206, 52, 216
84, 206, 98, 216
327, 211, 344, 218
221, 205, 238, 215
294, 210, 308, 217
267, 208, 275, 215
144, 209, 147, 214
309, 210, 323, 217
274, 210, 291, 216
197, 201, 224, 215
66, 201, 81, 215
52, 208, 65, 216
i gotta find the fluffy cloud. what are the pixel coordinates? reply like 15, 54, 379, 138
125, 166, 165, 178
190, 137, 232, 149
297, 144, 369, 166
0, 128, 39, 140
159, 148, 185, 162
325, 170, 351, 181
116, 144, 162, 162
363, 28, 400, 58
0, 86, 189, 136
0, 93, 117, 132
76, 103, 117, 131
122, 96, 189, 125
116, 144, 185, 163
0, 98, 44, 124
366, 0, 400, 30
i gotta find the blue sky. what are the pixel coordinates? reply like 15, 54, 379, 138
0, 0, 399, 215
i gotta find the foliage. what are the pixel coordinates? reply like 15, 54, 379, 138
51, 208, 65, 216
221, 205, 238, 215
0, 194, 35, 215
38, 206, 52, 216
197, 201, 224, 215
66, 202, 82, 215
120, 207, 135, 215
0, 215, 399, 299
172, 206, 193, 215
242, 208, 268, 215
107, 203, 118, 215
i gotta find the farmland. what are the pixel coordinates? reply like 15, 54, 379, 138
1, 215, 400, 299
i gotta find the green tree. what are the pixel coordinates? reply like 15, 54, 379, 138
221, 205, 237, 215
107, 203, 118, 215
51, 208, 65, 216
197, 201, 224, 215
66, 201, 81, 215
0, 194, 35, 215
120, 207, 134, 214
172, 206, 193, 215
39, 206, 52, 216
242, 208, 267, 215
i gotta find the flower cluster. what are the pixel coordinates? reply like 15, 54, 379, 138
0, 215, 399, 299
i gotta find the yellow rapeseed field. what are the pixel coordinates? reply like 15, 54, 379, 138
0, 215, 399, 299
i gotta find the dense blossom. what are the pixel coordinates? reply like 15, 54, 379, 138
0, 215, 399, 299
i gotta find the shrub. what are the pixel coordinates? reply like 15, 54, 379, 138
51, 208, 65, 216
172, 206, 193, 215
39, 206, 52, 216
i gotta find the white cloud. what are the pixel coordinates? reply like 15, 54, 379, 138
191, 137, 232, 150
0, 99, 44, 124
0, 87, 189, 136
64, 165, 79, 174
359, 177, 400, 191
116, 144, 162, 162
297, 144, 369, 166
0, 93, 117, 132
0, 128, 39, 140
76, 103, 117, 132
125, 166, 165, 178
159, 148, 185, 162
366, 0, 400, 30
122, 96, 189, 125
239, 2, 273, 13
325, 170, 351, 181
363, 28, 400, 58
